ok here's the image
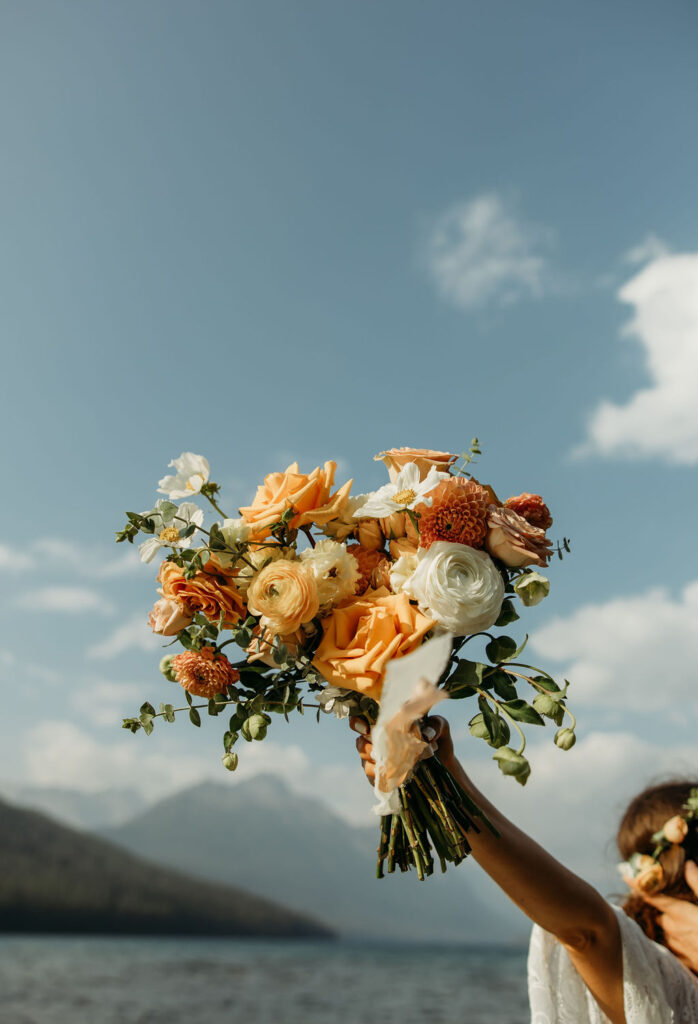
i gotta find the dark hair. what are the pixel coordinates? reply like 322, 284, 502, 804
618, 781, 698, 943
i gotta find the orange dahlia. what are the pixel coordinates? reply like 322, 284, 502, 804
505, 493, 553, 531
170, 646, 240, 699
418, 479, 489, 550
347, 544, 389, 595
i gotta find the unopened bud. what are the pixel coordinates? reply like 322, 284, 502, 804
159, 655, 177, 682
222, 752, 239, 772
514, 571, 550, 607
493, 746, 531, 785
242, 713, 270, 741
555, 728, 576, 750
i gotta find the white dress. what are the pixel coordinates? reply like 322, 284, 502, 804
527, 904, 698, 1023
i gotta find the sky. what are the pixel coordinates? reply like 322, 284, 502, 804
1, 0, 698, 916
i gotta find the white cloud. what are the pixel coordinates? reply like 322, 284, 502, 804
530, 581, 698, 711
577, 252, 698, 464
70, 678, 149, 727
426, 192, 551, 309
623, 233, 670, 266
15, 586, 114, 615
87, 616, 161, 659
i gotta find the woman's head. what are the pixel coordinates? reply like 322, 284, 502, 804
618, 780, 698, 942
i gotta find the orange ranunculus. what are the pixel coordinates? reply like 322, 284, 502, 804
148, 596, 194, 636
158, 560, 245, 627
505, 492, 553, 531
374, 447, 457, 483
239, 461, 353, 539
312, 588, 437, 702
247, 559, 319, 635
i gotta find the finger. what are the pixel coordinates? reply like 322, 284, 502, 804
363, 761, 376, 781
349, 716, 370, 736
356, 736, 374, 761
639, 892, 676, 912
685, 860, 698, 897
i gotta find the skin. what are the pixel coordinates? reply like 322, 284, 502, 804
640, 861, 698, 972
351, 714, 626, 1024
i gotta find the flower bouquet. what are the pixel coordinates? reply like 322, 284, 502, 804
118, 443, 574, 881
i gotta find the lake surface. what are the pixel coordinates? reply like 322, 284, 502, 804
0, 935, 529, 1024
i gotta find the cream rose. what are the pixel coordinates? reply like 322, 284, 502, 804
403, 541, 505, 635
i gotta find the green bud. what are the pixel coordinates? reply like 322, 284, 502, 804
468, 713, 490, 740
555, 728, 576, 750
222, 752, 239, 771
492, 746, 531, 785
514, 571, 550, 607
159, 655, 177, 682
532, 692, 559, 717
242, 713, 270, 741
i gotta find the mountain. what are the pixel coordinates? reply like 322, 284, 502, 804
103, 775, 522, 943
0, 796, 331, 938
0, 784, 148, 830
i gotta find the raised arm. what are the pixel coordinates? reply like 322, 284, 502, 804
353, 716, 625, 1024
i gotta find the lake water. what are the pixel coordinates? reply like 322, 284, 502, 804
0, 935, 530, 1024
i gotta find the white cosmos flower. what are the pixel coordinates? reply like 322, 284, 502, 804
138, 501, 204, 563
158, 452, 210, 500
214, 518, 252, 568
403, 541, 504, 635
351, 463, 448, 519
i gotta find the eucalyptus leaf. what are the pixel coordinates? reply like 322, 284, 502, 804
189, 707, 201, 727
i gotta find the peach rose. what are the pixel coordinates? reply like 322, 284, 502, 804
663, 815, 689, 845
148, 596, 194, 636
158, 560, 245, 627
486, 506, 552, 568
239, 461, 353, 539
633, 855, 665, 895
375, 447, 457, 483
355, 518, 385, 551
247, 559, 319, 635
312, 588, 437, 702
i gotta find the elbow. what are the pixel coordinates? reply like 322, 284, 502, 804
558, 905, 618, 955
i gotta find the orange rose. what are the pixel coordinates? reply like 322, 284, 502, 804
239, 461, 353, 539
374, 447, 457, 483
312, 588, 437, 702
148, 597, 194, 636
247, 559, 319, 635
158, 561, 245, 627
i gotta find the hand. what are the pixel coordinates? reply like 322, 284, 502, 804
640, 860, 698, 971
348, 715, 453, 783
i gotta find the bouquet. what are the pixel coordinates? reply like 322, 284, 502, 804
118, 443, 575, 881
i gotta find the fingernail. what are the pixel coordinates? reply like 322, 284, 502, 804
423, 726, 436, 741
430, 742, 438, 754
354, 720, 368, 735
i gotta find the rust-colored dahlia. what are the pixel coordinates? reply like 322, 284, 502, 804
171, 646, 240, 699
418, 479, 489, 550
347, 544, 389, 595
505, 493, 553, 531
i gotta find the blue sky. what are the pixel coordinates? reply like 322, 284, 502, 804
2, 0, 698, 905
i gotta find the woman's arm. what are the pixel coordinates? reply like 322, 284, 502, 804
353, 716, 625, 1024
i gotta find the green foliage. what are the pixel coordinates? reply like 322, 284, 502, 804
486, 634, 527, 664
493, 747, 531, 785
159, 703, 176, 723
494, 599, 519, 627
499, 699, 545, 726
488, 670, 518, 701
189, 707, 201, 727
444, 659, 485, 698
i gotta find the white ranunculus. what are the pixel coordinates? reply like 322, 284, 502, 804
158, 452, 210, 500
138, 500, 204, 563
403, 541, 504, 635
351, 462, 448, 519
